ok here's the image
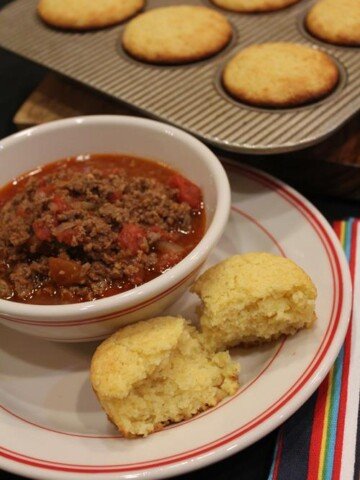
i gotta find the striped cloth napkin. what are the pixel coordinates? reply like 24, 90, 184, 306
268, 219, 359, 480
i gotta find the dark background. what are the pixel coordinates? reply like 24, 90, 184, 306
0, 0, 358, 478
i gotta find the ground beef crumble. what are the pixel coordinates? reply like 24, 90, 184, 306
0, 156, 204, 304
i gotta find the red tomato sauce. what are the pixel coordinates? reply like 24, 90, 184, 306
0, 154, 205, 305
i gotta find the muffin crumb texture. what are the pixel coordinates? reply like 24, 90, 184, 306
91, 316, 240, 437
192, 252, 317, 349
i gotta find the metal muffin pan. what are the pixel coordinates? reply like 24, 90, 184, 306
0, 0, 359, 154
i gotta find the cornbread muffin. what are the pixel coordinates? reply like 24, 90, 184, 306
90, 316, 240, 437
222, 42, 339, 107
38, 0, 144, 30
306, 0, 360, 46
211, 0, 301, 13
122, 6, 232, 64
192, 253, 317, 349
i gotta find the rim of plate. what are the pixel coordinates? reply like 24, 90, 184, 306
0, 162, 352, 480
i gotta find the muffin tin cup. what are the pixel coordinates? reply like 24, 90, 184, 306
213, 54, 348, 115
116, 21, 240, 69
0, 0, 359, 154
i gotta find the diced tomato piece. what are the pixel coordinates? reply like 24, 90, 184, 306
49, 257, 83, 286
32, 220, 52, 241
107, 192, 122, 203
55, 228, 76, 246
118, 223, 146, 256
156, 252, 182, 272
50, 195, 69, 213
168, 174, 202, 209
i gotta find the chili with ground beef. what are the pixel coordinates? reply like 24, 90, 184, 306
0, 154, 205, 304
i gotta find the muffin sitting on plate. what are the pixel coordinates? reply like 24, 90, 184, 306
192, 252, 317, 349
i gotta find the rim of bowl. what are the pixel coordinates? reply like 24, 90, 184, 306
0, 115, 231, 321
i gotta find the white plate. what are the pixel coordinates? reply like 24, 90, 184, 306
0, 164, 352, 480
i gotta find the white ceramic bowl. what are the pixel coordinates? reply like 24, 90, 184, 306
0, 116, 230, 342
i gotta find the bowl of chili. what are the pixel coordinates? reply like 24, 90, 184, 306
0, 116, 230, 341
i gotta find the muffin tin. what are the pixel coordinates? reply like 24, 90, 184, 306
0, 0, 359, 154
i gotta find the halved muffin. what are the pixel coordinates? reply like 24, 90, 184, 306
90, 316, 239, 437
192, 253, 317, 349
